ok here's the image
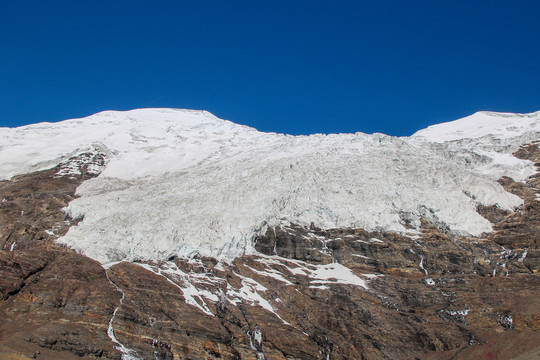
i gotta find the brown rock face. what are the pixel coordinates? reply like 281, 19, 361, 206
0, 150, 106, 252
487, 143, 540, 251
0, 244, 121, 359
0, 146, 539, 359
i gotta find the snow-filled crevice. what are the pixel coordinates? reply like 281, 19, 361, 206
105, 270, 139, 360
246, 327, 265, 360
419, 255, 428, 275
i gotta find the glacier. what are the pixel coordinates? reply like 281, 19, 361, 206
0, 108, 538, 264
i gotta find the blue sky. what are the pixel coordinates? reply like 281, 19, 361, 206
1, 1, 539, 136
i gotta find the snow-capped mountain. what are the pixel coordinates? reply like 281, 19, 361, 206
1, 109, 539, 360
1, 109, 538, 264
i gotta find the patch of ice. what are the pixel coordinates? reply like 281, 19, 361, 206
419, 255, 428, 275
253, 328, 263, 346
518, 250, 528, 263
446, 309, 470, 316
499, 314, 513, 328
228, 273, 274, 312
253, 254, 376, 290
138, 263, 215, 316
137, 260, 298, 323
309, 263, 368, 289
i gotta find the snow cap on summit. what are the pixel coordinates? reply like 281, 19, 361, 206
413, 111, 540, 142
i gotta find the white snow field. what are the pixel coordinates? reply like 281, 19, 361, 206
0, 108, 538, 264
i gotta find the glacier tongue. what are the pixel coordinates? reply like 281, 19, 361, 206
1, 108, 538, 263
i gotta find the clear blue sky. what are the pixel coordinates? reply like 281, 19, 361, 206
1, 1, 539, 136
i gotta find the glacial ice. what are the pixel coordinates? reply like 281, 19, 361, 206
0, 108, 538, 263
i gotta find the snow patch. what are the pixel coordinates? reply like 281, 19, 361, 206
518, 250, 528, 263
137, 260, 296, 323
499, 314, 513, 328
309, 263, 369, 289
138, 263, 215, 316
254, 255, 373, 290
228, 273, 277, 314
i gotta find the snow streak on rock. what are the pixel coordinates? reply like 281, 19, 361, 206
105, 271, 140, 360
138, 262, 216, 316
134, 256, 377, 324
419, 255, 428, 275
254, 255, 375, 290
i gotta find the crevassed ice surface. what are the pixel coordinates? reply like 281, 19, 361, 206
1, 108, 538, 263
